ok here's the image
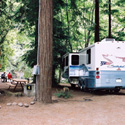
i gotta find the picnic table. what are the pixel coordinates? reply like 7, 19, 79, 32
8, 78, 28, 91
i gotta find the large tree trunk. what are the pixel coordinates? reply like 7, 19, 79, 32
36, 0, 53, 103
95, 0, 99, 42
108, 0, 111, 38
66, 0, 72, 52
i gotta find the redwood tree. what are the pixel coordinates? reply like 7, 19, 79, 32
108, 0, 111, 38
95, 0, 99, 42
36, 0, 53, 103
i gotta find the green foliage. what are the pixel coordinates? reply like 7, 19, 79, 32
0, 0, 124, 85
100, 0, 125, 39
54, 89, 72, 99
23, 66, 32, 79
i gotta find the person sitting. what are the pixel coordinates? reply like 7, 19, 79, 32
1, 72, 7, 82
7, 72, 12, 82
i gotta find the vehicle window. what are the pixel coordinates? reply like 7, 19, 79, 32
72, 55, 79, 65
66, 56, 68, 66
63, 58, 65, 67
87, 49, 91, 64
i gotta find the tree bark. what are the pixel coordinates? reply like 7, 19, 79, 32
108, 0, 111, 38
95, 0, 99, 42
36, 0, 53, 103
66, 0, 72, 52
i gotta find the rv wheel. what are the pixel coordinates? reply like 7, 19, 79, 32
71, 84, 76, 88
78, 81, 82, 90
114, 89, 120, 93
79, 81, 85, 91
80, 85, 83, 90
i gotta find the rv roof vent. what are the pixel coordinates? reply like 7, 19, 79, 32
101, 38, 115, 42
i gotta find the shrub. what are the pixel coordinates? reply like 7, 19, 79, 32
54, 88, 72, 99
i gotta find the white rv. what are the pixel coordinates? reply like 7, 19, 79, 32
62, 38, 125, 92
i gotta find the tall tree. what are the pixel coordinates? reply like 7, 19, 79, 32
36, 0, 53, 103
65, 0, 72, 52
95, 0, 99, 42
108, 0, 111, 38
114, 0, 125, 41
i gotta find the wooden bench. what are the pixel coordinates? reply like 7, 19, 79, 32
6, 83, 16, 90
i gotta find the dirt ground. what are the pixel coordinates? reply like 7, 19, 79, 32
0, 82, 125, 125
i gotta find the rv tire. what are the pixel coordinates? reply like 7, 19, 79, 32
79, 81, 85, 91
114, 89, 120, 93
108, 89, 120, 93
71, 84, 76, 88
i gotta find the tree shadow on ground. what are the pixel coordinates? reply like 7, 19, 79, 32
90, 90, 125, 96
56, 85, 125, 96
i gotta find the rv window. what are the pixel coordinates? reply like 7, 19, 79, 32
71, 55, 79, 65
87, 49, 91, 64
63, 58, 65, 67
66, 56, 68, 66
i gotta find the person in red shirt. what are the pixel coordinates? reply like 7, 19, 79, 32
7, 72, 12, 82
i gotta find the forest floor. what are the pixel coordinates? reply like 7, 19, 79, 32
0, 81, 125, 125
